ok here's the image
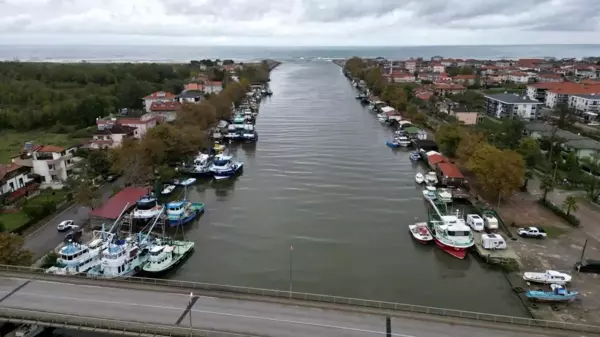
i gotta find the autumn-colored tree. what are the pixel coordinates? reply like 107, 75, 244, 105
457, 132, 486, 162
177, 102, 217, 129
208, 94, 233, 120
73, 184, 99, 209
435, 124, 465, 157
111, 138, 153, 186
344, 57, 366, 77
467, 144, 525, 201
0, 233, 32, 266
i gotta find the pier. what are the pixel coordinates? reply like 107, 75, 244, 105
472, 231, 521, 265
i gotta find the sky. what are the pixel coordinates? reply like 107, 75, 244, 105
1, 0, 600, 46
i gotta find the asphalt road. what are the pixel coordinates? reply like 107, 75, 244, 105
0, 277, 569, 337
23, 179, 124, 259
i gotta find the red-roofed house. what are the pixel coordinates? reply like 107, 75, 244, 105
184, 82, 203, 91
150, 101, 183, 122
391, 72, 415, 83
436, 162, 465, 187
142, 91, 176, 112
96, 113, 160, 139
434, 83, 466, 96
0, 163, 37, 203
537, 73, 564, 83
453, 74, 476, 86
89, 187, 150, 227
427, 153, 447, 167
12, 144, 77, 184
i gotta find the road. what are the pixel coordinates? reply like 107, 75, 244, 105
0, 276, 576, 337
23, 178, 124, 259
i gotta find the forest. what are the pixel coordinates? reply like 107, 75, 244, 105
0, 60, 270, 132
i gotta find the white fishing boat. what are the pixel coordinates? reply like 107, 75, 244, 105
188, 152, 213, 177
174, 177, 196, 186
395, 136, 411, 147
132, 195, 162, 220
142, 239, 195, 274
437, 188, 453, 203
161, 184, 176, 195
523, 270, 572, 285
415, 172, 425, 184
209, 154, 244, 180
46, 238, 106, 275
408, 222, 433, 244
422, 186, 437, 200
425, 171, 438, 185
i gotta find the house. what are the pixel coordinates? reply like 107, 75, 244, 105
89, 124, 137, 150
96, 113, 160, 139
414, 89, 434, 101
440, 59, 455, 67
142, 91, 176, 113
545, 84, 600, 108
537, 73, 564, 83
0, 163, 37, 203
433, 83, 466, 96
432, 63, 445, 73
149, 101, 183, 122
574, 65, 599, 79
12, 145, 77, 185
495, 60, 512, 67
453, 74, 476, 86
569, 93, 600, 113
436, 162, 465, 187
526, 82, 568, 102
484, 93, 542, 120
391, 72, 415, 83
405, 60, 418, 73
183, 82, 203, 91
439, 102, 479, 125
525, 122, 600, 160
508, 72, 530, 84
203, 81, 223, 94
517, 58, 543, 70
176, 90, 204, 104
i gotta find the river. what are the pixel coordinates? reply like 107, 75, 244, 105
157, 60, 528, 317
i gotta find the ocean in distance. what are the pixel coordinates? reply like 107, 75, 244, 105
1, 44, 600, 63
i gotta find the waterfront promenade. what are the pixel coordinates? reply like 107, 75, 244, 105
0, 267, 597, 336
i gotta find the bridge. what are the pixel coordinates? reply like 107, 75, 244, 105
0, 265, 598, 337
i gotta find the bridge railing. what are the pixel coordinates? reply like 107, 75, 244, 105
0, 264, 599, 334
0, 308, 250, 337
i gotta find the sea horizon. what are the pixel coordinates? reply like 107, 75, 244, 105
1, 44, 599, 63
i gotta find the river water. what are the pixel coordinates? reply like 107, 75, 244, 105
170, 60, 529, 317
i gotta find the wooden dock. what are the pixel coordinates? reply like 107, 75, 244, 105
472, 232, 521, 265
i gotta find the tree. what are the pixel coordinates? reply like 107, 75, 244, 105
467, 144, 525, 201
562, 196, 579, 215
412, 113, 427, 126
111, 138, 153, 186
0, 233, 32, 266
87, 149, 111, 177
436, 124, 464, 158
540, 175, 556, 201
73, 184, 99, 209
517, 137, 542, 168
522, 169, 534, 191
555, 104, 577, 128
177, 102, 217, 129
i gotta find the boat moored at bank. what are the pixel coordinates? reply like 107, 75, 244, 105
210, 154, 244, 180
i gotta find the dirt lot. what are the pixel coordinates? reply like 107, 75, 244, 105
499, 191, 600, 325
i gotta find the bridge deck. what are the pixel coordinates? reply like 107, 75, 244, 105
0, 276, 582, 337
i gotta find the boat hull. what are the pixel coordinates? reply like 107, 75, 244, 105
142, 242, 195, 274
386, 141, 400, 148
434, 238, 468, 259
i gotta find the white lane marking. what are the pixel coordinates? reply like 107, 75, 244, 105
8, 292, 415, 337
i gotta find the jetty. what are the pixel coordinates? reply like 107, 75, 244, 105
472, 231, 520, 265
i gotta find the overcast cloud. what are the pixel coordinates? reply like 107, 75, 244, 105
0, 0, 599, 45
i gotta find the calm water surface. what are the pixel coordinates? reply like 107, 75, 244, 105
164, 61, 529, 316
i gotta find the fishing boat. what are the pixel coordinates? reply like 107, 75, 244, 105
437, 188, 453, 203
386, 139, 401, 148
415, 172, 425, 184
161, 184, 176, 195
395, 136, 411, 147
409, 152, 421, 161
174, 177, 196, 186
526, 284, 578, 302
87, 236, 149, 278
209, 154, 244, 180
132, 195, 162, 220
523, 270, 572, 285
423, 186, 437, 200
213, 143, 226, 154
425, 171, 438, 185
187, 152, 213, 177
46, 238, 106, 275
165, 200, 205, 226
408, 222, 433, 244
142, 239, 195, 274
427, 201, 474, 259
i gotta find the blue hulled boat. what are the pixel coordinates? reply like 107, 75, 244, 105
165, 200, 205, 226
386, 140, 401, 148
409, 152, 421, 161
209, 154, 244, 180
526, 285, 579, 302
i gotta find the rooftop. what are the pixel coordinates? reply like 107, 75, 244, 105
93, 124, 137, 135
143, 91, 176, 100
438, 162, 464, 179
484, 93, 542, 104
150, 101, 183, 112
176, 90, 204, 99
36, 145, 65, 153
90, 187, 150, 220
572, 93, 600, 100
0, 162, 23, 181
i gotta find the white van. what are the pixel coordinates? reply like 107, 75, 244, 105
481, 234, 507, 250
466, 214, 485, 231
483, 214, 499, 231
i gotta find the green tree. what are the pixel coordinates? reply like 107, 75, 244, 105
412, 113, 427, 126
517, 137, 542, 168
87, 149, 111, 177
555, 104, 577, 128
540, 175, 555, 202
73, 184, 99, 209
435, 124, 464, 157
522, 169, 534, 190
562, 196, 579, 215
0, 233, 32, 266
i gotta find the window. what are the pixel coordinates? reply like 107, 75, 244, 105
18, 177, 23, 187
9, 182, 14, 191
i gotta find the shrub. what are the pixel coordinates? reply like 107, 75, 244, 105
40, 251, 59, 269
538, 199, 580, 227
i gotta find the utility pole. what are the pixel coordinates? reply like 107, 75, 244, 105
386, 316, 391, 337
289, 245, 293, 299
579, 239, 588, 264
189, 292, 193, 337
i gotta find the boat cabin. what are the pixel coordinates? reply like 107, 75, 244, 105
136, 196, 157, 210
59, 243, 89, 262
166, 201, 187, 215
439, 215, 472, 239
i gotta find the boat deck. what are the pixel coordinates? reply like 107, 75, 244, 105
472, 232, 520, 265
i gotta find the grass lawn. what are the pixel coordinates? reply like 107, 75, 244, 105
0, 130, 81, 163
539, 225, 567, 238
0, 211, 31, 232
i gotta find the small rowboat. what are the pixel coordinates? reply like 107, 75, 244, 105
409, 222, 433, 244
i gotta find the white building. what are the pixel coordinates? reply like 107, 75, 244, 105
202, 82, 223, 94
142, 91, 176, 112
12, 145, 77, 184
0, 163, 35, 200
96, 113, 159, 139
569, 93, 600, 113
432, 63, 445, 73
508, 72, 530, 84
89, 125, 137, 149
484, 93, 542, 120
391, 73, 415, 83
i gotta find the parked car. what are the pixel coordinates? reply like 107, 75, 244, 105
517, 227, 547, 238
575, 259, 600, 274
106, 175, 118, 182
57, 220, 78, 232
